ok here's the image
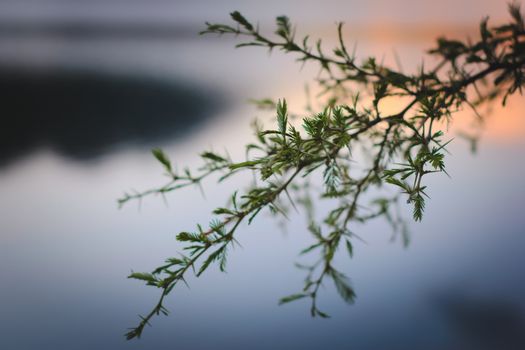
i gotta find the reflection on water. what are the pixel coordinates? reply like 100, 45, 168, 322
436, 294, 525, 350
0, 66, 226, 167
1, 1, 525, 350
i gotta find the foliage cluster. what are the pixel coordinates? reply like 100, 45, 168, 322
121, 4, 525, 339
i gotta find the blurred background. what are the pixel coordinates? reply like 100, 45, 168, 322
1, 1, 524, 349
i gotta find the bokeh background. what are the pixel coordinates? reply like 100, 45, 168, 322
1, 1, 524, 349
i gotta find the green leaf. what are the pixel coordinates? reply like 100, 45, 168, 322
166, 258, 184, 265
345, 239, 353, 258
386, 70, 411, 88
278, 293, 308, 305
276, 99, 288, 138
300, 242, 322, 255
229, 160, 263, 170
152, 148, 172, 172
314, 309, 331, 318
128, 272, 158, 286
197, 245, 227, 276
411, 193, 426, 222
385, 177, 411, 193
329, 270, 356, 304
177, 232, 204, 243
201, 151, 227, 163
230, 11, 253, 31
213, 207, 235, 215
275, 16, 291, 39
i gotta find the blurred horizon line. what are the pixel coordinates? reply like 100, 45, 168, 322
0, 21, 483, 42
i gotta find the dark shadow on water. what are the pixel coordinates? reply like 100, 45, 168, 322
0, 22, 202, 40
435, 293, 525, 350
0, 65, 228, 167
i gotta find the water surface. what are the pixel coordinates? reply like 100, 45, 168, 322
1, 1, 524, 349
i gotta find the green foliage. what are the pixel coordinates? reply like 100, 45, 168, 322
121, 4, 525, 339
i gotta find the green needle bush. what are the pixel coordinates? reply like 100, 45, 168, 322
121, 3, 525, 339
